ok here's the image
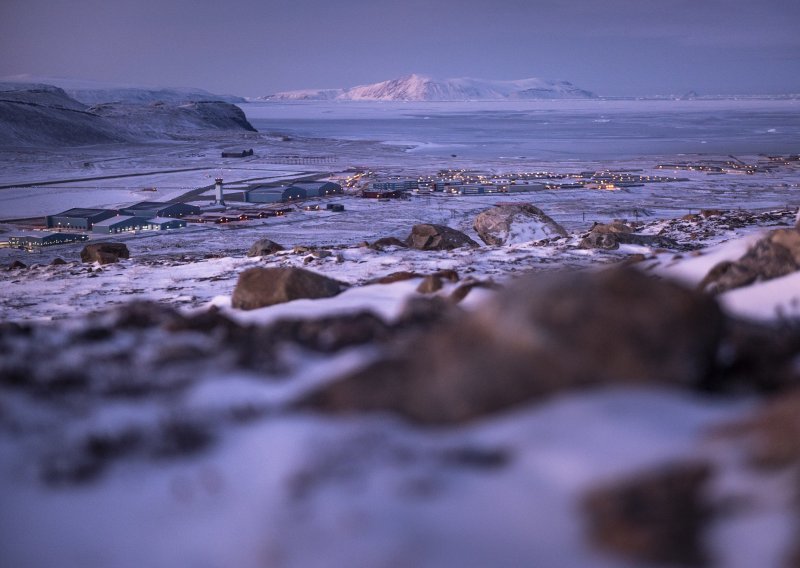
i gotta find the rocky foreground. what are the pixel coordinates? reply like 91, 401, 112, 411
1, 207, 800, 567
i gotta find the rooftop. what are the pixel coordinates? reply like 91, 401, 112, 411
51, 208, 115, 218
92, 215, 140, 227
123, 201, 169, 211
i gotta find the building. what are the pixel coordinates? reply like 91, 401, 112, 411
361, 189, 407, 199
119, 201, 200, 218
144, 217, 187, 230
221, 149, 254, 158
92, 216, 150, 234
504, 183, 545, 193
371, 179, 418, 192
8, 232, 89, 250
288, 181, 343, 197
46, 208, 117, 230
244, 185, 307, 203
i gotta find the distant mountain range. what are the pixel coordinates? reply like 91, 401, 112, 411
258, 74, 596, 101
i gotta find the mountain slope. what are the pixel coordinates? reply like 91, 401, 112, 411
0, 83, 256, 147
0, 83, 129, 147
261, 74, 595, 101
1, 75, 246, 105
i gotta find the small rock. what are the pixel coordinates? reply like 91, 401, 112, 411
406, 224, 479, 251
434, 268, 460, 282
231, 267, 347, 310
80, 243, 129, 265
582, 461, 713, 567
416, 275, 443, 294
247, 238, 284, 257
369, 237, 408, 251
368, 271, 422, 285
50, 257, 67, 266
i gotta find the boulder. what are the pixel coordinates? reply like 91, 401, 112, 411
50, 257, 67, 266
246, 238, 284, 257
405, 224, 479, 251
231, 267, 346, 310
699, 228, 800, 294
580, 224, 679, 250
473, 204, 567, 246
299, 267, 724, 424
80, 243, 129, 264
7, 260, 27, 270
582, 461, 713, 567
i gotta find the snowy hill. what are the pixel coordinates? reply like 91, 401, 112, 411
1, 75, 246, 105
90, 100, 257, 138
261, 74, 595, 101
0, 83, 256, 147
0, 83, 129, 147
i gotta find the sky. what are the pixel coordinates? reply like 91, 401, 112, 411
1, 0, 798, 97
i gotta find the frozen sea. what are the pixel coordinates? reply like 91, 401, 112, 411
242, 99, 800, 160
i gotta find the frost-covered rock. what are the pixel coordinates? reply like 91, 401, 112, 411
405, 223, 479, 251
231, 267, 346, 310
580, 221, 679, 250
246, 238, 285, 257
699, 228, 800, 294
473, 204, 567, 246
80, 243, 130, 265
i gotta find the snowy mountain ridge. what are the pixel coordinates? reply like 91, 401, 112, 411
0, 82, 255, 147
260, 74, 595, 101
1, 74, 246, 105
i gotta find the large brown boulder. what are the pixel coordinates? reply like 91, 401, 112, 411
299, 267, 725, 425
699, 228, 800, 294
473, 204, 567, 246
246, 238, 284, 257
80, 243, 130, 264
405, 223, 479, 251
231, 267, 346, 310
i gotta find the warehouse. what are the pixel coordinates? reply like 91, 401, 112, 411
92, 216, 150, 234
9, 232, 89, 250
119, 201, 201, 218
244, 185, 307, 203
288, 181, 343, 197
46, 208, 117, 230
144, 217, 187, 230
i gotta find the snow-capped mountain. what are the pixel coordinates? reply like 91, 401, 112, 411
261, 74, 595, 101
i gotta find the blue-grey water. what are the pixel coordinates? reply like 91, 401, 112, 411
243, 100, 800, 160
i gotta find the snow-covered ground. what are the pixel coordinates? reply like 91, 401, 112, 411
1, 100, 800, 567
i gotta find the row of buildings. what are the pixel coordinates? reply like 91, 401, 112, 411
6, 180, 346, 250
45, 202, 201, 234
242, 181, 343, 203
